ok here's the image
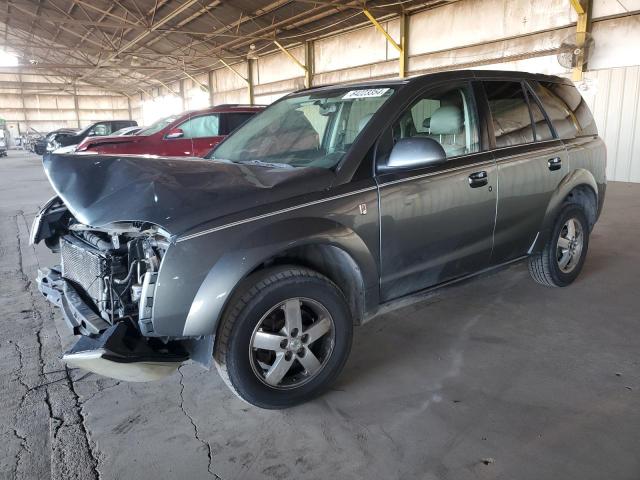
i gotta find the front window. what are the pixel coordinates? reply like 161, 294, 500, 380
177, 114, 219, 138
138, 114, 182, 136
209, 87, 396, 169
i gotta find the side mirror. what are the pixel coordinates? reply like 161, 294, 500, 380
165, 128, 184, 139
379, 137, 447, 172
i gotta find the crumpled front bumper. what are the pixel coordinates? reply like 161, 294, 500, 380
36, 267, 188, 382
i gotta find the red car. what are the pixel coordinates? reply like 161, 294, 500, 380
75, 104, 263, 158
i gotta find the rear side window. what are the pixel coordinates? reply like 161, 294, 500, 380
529, 82, 580, 139
484, 81, 534, 147
525, 88, 554, 142
536, 82, 597, 136
223, 112, 255, 135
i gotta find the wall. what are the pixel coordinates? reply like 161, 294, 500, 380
0, 75, 131, 145
6, 0, 636, 180
191, 0, 639, 182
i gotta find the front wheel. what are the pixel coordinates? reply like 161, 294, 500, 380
529, 203, 590, 287
214, 266, 353, 409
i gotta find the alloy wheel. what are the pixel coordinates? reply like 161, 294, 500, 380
249, 297, 335, 389
556, 217, 584, 273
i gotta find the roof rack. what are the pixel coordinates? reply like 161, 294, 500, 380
213, 103, 267, 108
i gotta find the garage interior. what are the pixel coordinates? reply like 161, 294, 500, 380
1, 1, 639, 479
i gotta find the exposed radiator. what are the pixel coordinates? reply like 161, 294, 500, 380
60, 235, 109, 306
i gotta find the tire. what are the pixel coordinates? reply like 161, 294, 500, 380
529, 203, 590, 287
214, 266, 353, 409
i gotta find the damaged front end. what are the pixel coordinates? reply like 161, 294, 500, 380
32, 196, 189, 381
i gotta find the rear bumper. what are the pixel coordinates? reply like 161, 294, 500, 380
37, 267, 188, 382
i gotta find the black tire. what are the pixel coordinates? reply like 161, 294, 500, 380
214, 266, 353, 409
529, 203, 590, 287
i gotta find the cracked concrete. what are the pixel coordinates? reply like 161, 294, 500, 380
1, 150, 639, 480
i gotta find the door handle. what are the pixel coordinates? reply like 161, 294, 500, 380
468, 171, 488, 188
548, 157, 562, 171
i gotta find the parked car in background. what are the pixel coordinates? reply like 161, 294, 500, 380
34, 128, 79, 155
55, 126, 146, 154
47, 120, 137, 153
33, 71, 605, 409
111, 126, 143, 136
75, 104, 263, 158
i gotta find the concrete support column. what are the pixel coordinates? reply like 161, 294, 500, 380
127, 96, 133, 120
304, 41, 314, 88
18, 73, 27, 135
73, 85, 81, 128
208, 70, 215, 106
247, 59, 255, 105
179, 79, 185, 110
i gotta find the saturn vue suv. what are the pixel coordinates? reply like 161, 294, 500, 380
32, 70, 605, 409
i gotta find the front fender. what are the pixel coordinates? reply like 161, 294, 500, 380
532, 168, 599, 254
152, 216, 379, 337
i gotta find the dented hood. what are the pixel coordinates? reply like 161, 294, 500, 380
43, 153, 334, 235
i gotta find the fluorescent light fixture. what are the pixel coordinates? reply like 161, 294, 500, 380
0, 51, 19, 67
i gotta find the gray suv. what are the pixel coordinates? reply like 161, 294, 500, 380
32, 70, 605, 409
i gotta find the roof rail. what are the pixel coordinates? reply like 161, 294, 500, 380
213, 103, 266, 108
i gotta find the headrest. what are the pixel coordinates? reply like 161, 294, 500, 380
358, 113, 374, 133
429, 106, 463, 135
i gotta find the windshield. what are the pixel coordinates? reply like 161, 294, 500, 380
138, 114, 181, 136
209, 87, 395, 169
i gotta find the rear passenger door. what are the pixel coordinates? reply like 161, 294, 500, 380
482, 80, 569, 264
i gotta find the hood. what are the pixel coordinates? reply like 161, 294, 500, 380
76, 135, 140, 151
43, 153, 335, 235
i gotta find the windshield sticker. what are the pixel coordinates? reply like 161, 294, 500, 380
342, 88, 390, 99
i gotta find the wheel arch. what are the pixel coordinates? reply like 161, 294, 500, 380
533, 168, 598, 254
181, 217, 379, 338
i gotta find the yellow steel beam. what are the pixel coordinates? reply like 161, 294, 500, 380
182, 70, 209, 92
399, 13, 407, 79
274, 41, 308, 73
363, 9, 405, 78
218, 58, 249, 83
570, 0, 591, 81
363, 9, 402, 53
570, 0, 585, 14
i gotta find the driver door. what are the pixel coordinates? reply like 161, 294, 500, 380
376, 82, 497, 301
161, 113, 222, 157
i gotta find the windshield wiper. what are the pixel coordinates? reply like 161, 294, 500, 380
237, 160, 295, 169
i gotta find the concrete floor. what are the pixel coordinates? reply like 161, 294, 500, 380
1, 149, 639, 480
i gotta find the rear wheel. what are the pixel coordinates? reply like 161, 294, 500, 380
529, 204, 590, 287
214, 266, 352, 409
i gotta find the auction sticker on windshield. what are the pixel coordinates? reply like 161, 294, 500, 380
342, 88, 390, 99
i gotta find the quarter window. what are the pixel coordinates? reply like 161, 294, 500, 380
390, 84, 480, 158
530, 82, 580, 139
485, 81, 534, 147
178, 114, 220, 138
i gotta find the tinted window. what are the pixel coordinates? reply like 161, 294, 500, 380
89, 123, 111, 136
535, 81, 597, 137
390, 84, 480, 158
525, 88, 554, 141
530, 82, 579, 139
178, 114, 219, 138
223, 112, 255, 134
485, 81, 534, 147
